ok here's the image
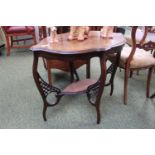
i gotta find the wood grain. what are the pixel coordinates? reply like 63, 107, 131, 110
31, 31, 126, 54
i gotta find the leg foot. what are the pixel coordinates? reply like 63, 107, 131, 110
43, 104, 47, 121
110, 83, 114, 96
96, 104, 100, 124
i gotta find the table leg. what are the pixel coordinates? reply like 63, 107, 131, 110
147, 67, 155, 99
42, 26, 47, 38
86, 54, 107, 124
95, 54, 107, 124
105, 51, 121, 96
32, 54, 62, 121
109, 52, 120, 96
69, 61, 80, 82
86, 59, 91, 78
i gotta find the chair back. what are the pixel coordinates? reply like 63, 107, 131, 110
136, 27, 155, 52
126, 26, 153, 67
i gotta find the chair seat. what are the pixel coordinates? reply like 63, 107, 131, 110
119, 47, 155, 68
109, 47, 155, 69
5, 26, 35, 34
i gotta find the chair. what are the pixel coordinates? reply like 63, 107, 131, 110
1, 26, 36, 56
41, 26, 90, 85
108, 26, 155, 105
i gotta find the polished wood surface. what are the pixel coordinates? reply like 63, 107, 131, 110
31, 31, 126, 124
45, 59, 89, 85
38, 27, 91, 85
31, 31, 126, 54
62, 79, 97, 94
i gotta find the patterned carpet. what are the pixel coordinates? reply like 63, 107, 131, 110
0, 37, 155, 129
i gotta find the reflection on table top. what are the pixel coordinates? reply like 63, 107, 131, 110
31, 31, 126, 55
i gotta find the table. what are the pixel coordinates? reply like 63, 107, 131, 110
31, 31, 126, 124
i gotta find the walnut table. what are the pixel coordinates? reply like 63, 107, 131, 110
31, 31, 126, 124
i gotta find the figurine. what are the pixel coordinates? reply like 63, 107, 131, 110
68, 26, 89, 41
49, 26, 59, 43
100, 26, 114, 38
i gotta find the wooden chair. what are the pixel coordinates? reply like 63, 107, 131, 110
1, 26, 36, 56
41, 26, 90, 85
108, 26, 155, 105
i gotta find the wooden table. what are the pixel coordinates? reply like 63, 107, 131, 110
31, 31, 126, 124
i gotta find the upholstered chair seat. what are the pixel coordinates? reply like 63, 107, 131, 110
109, 46, 155, 69
5, 26, 35, 34
120, 47, 155, 68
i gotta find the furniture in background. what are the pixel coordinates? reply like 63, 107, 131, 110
0, 44, 4, 56
38, 26, 47, 41
31, 31, 126, 124
108, 26, 155, 105
0, 27, 5, 55
1, 26, 37, 56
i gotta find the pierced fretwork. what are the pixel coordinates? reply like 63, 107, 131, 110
86, 81, 100, 106
38, 76, 61, 97
107, 62, 115, 74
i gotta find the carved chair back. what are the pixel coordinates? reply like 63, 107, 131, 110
126, 26, 155, 68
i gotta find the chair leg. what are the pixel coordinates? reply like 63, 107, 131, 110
129, 70, 133, 78
10, 36, 13, 47
146, 67, 153, 98
6, 36, 11, 56
136, 70, 139, 75
124, 69, 129, 105
33, 33, 37, 44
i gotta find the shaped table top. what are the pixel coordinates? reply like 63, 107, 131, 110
31, 31, 126, 55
